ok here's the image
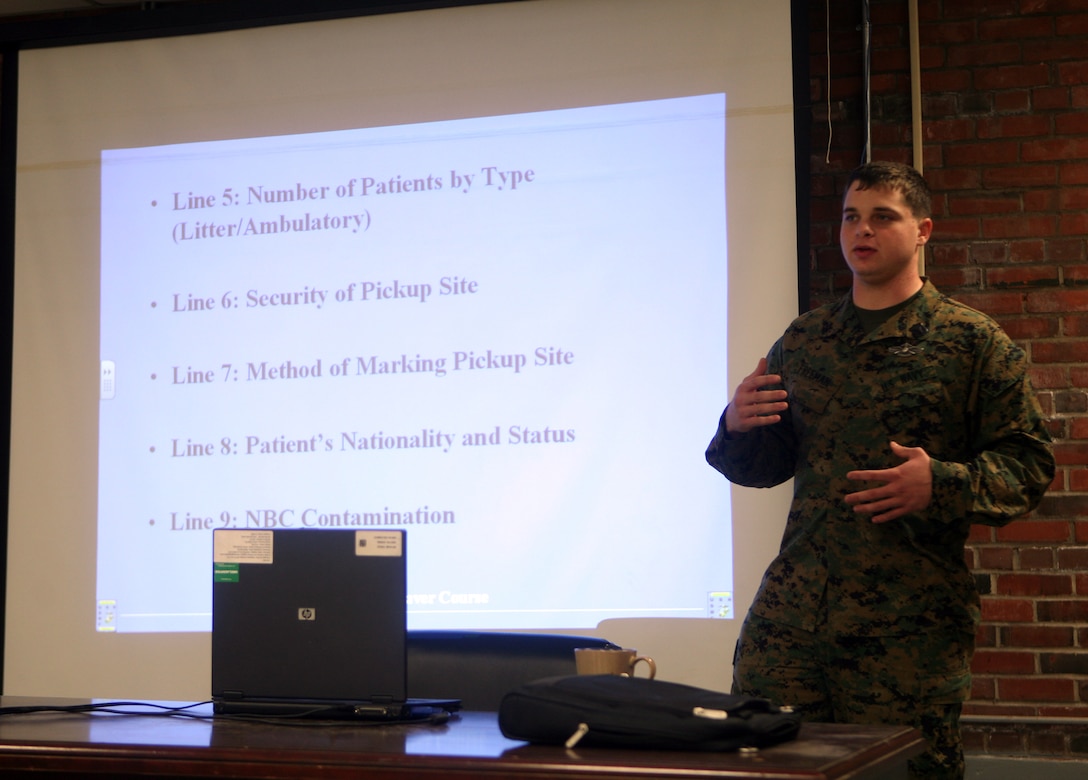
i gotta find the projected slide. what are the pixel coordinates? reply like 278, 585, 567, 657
96, 94, 733, 633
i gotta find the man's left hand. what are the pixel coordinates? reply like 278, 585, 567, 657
844, 441, 933, 524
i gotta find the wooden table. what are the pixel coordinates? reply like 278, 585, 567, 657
0, 697, 924, 779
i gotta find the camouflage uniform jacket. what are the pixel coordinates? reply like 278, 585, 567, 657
706, 280, 1054, 637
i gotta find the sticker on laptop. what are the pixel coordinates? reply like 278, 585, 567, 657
213, 530, 274, 564
355, 531, 403, 557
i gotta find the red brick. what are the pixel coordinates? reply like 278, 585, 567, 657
1023, 40, 1085, 62
1023, 137, 1088, 162
995, 573, 1074, 597
987, 727, 1031, 751
926, 267, 982, 289
962, 702, 1036, 719
1060, 212, 1088, 235
946, 41, 1023, 66
987, 267, 1060, 288
920, 19, 977, 44
994, 89, 1032, 113
1047, 237, 1085, 261
1037, 704, 1088, 720
1057, 12, 1088, 36
981, 214, 1059, 239
968, 242, 1007, 264
1056, 112, 1088, 135
983, 165, 1058, 188
981, 597, 1035, 622
995, 521, 1073, 543
1056, 390, 1088, 414
1057, 547, 1088, 569
970, 676, 996, 700
1034, 341, 1088, 363
922, 118, 977, 143
1061, 161, 1088, 184
955, 290, 1027, 315
1050, 444, 1088, 469
1032, 86, 1070, 110
1059, 187, 1088, 210
977, 546, 1015, 569
999, 317, 1060, 340
979, 17, 1052, 41
977, 620, 998, 645
924, 168, 981, 191
1018, 547, 1056, 569
973, 650, 1036, 674
1003, 625, 1076, 648
1028, 731, 1069, 755
1031, 365, 1074, 389
949, 194, 1021, 215
1037, 599, 1088, 622
1067, 315, 1088, 337
977, 114, 1052, 139
1021, 191, 1058, 213
998, 677, 1077, 702
1058, 60, 1088, 85
1041, 652, 1088, 675
975, 63, 1051, 90
946, 141, 1020, 166
934, 217, 981, 240
968, 524, 995, 543
1026, 289, 1088, 313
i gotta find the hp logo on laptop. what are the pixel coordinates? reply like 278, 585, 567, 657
298, 608, 316, 621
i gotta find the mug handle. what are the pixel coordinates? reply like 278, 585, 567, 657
631, 655, 656, 679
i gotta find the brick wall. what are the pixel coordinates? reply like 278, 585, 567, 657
806, 0, 1088, 759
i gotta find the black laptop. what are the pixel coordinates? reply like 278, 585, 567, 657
211, 528, 459, 720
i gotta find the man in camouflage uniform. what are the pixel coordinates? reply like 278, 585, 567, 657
705, 161, 1054, 779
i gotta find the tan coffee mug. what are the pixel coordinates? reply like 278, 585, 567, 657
574, 647, 656, 679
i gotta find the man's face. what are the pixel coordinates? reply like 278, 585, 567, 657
840, 183, 932, 288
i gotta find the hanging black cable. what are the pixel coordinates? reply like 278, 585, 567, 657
861, 0, 871, 163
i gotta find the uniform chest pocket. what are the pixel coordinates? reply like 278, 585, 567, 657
879, 377, 950, 443
789, 376, 838, 416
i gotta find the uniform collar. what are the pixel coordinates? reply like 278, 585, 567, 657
831, 278, 939, 347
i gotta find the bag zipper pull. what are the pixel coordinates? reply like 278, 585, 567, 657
565, 722, 590, 748
693, 706, 729, 720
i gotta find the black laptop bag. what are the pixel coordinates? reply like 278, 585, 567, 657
498, 674, 801, 752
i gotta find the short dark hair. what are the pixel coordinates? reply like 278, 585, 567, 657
844, 161, 932, 219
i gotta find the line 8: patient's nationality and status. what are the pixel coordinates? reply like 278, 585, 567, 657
164, 424, 576, 459
165, 167, 536, 244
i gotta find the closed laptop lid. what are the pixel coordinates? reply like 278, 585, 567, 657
211, 528, 407, 706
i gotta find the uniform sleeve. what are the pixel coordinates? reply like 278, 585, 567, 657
929, 333, 1054, 526
704, 342, 798, 489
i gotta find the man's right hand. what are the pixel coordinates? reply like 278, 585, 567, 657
724, 357, 789, 434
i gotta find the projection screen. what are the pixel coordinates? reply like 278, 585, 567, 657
5, 0, 797, 700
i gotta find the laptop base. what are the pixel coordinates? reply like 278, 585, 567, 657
213, 696, 460, 722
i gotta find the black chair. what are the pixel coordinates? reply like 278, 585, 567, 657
406, 630, 620, 711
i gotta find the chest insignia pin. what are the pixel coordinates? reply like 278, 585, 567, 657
889, 343, 924, 357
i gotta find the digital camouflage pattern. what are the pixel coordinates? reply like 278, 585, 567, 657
732, 613, 972, 779
706, 280, 1055, 638
706, 280, 1055, 780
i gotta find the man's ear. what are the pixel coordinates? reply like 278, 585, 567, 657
917, 217, 933, 246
